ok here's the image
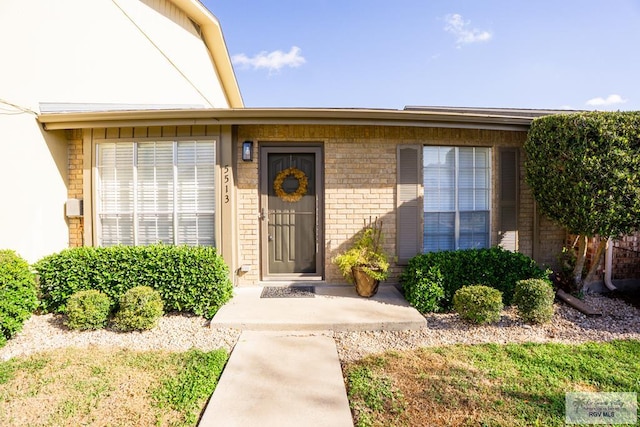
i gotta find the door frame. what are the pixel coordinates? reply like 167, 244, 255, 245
259, 143, 324, 281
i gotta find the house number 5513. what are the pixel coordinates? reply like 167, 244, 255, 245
223, 164, 230, 204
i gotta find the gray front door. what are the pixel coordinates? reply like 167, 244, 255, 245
260, 146, 323, 279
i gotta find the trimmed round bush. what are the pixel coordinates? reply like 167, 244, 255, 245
0, 250, 38, 345
513, 279, 555, 324
112, 286, 164, 332
65, 290, 112, 330
453, 285, 503, 324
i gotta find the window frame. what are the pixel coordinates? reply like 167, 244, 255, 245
422, 145, 492, 252
94, 138, 218, 247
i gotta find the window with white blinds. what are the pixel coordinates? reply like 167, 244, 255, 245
423, 146, 490, 252
96, 141, 216, 247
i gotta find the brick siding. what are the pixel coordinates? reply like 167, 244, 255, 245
236, 124, 566, 285
67, 130, 84, 247
64, 123, 582, 287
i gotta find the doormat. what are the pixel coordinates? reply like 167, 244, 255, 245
260, 286, 315, 298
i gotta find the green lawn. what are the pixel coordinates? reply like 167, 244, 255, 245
0, 347, 227, 427
344, 340, 640, 427
2, 340, 638, 426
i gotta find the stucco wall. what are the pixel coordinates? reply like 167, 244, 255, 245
0, 0, 232, 261
0, 115, 69, 263
235, 124, 565, 285
0, 0, 229, 111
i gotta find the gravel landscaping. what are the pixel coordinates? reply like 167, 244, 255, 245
335, 294, 640, 361
2, 294, 640, 363
0, 313, 240, 361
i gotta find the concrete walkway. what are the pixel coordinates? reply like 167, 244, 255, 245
199, 284, 425, 426
199, 331, 353, 427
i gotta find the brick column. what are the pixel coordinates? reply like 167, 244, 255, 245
67, 130, 84, 247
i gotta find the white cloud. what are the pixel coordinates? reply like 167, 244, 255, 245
232, 46, 306, 72
585, 94, 628, 107
444, 13, 492, 47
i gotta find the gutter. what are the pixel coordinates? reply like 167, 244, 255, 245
604, 237, 618, 291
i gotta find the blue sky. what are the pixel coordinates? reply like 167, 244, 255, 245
206, 1, 640, 111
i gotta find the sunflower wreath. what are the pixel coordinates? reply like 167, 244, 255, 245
273, 167, 308, 202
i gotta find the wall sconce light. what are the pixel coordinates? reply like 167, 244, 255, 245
242, 141, 253, 161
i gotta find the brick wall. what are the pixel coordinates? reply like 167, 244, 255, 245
570, 234, 640, 282
236, 124, 563, 285
236, 141, 260, 283
612, 235, 640, 280
535, 215, 567, 271
67, 130, 84, 247
64, 123, 573, 286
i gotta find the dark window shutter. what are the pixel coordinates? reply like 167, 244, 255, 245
397, 145, 421, 264
498, 148, 519, 251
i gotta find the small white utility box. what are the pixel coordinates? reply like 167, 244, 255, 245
66, 199, 83, 218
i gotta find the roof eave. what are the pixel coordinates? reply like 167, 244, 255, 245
38, 108, 534, 131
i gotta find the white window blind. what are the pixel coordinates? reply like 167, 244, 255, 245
423, 146, 490, 252
96, 141, 215, 247
176, 141, 215, 246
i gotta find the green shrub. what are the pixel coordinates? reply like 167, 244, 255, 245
65, 290, 112, 330
525, 112, 640, 287
0, 250, 38, 345
35, 245, 233, 319
112, 286, 164, 332
513, 279, 556, 324
401, 265, 445, 313
453, 285, 503, 324
400, 247, 549, 312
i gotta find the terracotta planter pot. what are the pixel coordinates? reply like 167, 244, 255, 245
352, 267, 380, 297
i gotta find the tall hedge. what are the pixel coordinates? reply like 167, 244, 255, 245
400, 247, 550, 312
35, 245, 233, 319
0, 250, 39, 346
524, 111, 640, 238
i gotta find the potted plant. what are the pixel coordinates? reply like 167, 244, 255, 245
333, 217, 390, 297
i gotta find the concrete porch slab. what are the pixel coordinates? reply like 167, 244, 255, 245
209, 284, 426, 331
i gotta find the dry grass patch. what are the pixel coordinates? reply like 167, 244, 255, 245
0, 346, 227, 427
344, 340, 640, 427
